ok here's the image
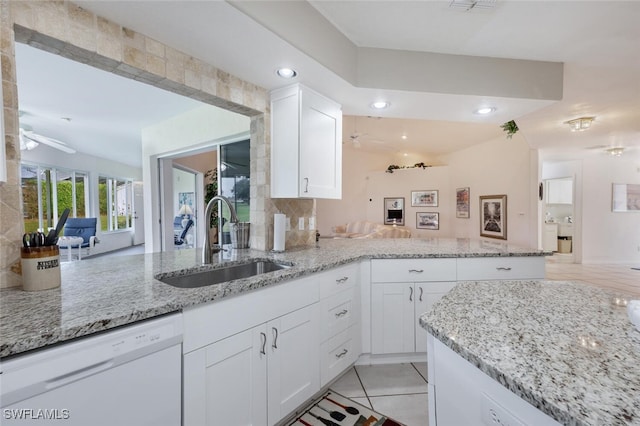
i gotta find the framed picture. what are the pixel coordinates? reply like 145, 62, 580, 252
411, 190, 438, 207
456, 187, 470, 218
384, 197, 405, 226
479, 195, 507, 240
177, 192, 195, 215
612, 183, 640, 212
416, 212, 439, 230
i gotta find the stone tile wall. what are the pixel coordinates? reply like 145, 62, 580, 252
0, 1, 314, 288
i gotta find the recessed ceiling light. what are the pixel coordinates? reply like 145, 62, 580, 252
370, 101, 390, 110
276, 68, 297, 79
401, 134, 408, 140
474, 107, 496, 115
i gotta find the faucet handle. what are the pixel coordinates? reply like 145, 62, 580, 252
210, 244, 227, 253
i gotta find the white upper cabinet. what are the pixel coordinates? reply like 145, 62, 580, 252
546, 178, 573, 204
270, 84, 342, 199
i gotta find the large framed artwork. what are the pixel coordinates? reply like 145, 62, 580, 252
384, 197, 405, 226
456, 187, 470, 218
411, 190, 438, 207
479, 195, 507, 240
612, 183, 640, 212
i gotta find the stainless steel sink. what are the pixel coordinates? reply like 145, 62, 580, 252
158, 260, 291, 289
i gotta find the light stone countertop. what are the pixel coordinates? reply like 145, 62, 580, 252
0, 238, 546, 358
420, 280, 640, 426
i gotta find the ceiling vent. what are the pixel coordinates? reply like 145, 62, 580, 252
449, 0, 497, 11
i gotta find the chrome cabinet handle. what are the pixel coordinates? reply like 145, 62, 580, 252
335, 309, 348, 318
496, 267, 512, 271
336, 277, 349, 284
303, 178, 309, 193
272, 327, 278, 349
408, 269, 424, 273
409, 286, 413, 302
335, 349, 348, 359
419, 286, 423, 302
260, 332, 266, 355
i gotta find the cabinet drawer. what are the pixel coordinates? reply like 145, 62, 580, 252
319, 264, 359, 299
320, 325, 359, 387
457, 257, 545, 281
320, 287, 358, 341
371, 258, 456, 283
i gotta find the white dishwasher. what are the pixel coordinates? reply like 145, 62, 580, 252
1, 313, 183, 426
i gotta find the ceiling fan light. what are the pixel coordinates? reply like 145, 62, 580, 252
606, 147, 624, 157
565, 116, 595, 132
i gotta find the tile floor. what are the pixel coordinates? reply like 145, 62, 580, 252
545, 257, 640, 297
330, 258, 640, 426
330, 363, 429, 426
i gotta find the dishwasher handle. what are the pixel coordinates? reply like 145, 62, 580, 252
46, 360, 115, 390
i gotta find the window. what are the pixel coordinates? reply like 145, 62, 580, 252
20, 163, 88, 233
98, 176, 133, 232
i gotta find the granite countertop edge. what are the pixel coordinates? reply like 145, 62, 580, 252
421, 320, 584, 426
419, 279, 640, 426
0, 238, 548, 358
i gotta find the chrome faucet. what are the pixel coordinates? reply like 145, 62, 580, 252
203, 195, 238, 264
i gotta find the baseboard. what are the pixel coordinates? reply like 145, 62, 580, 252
356, 352, 427, 365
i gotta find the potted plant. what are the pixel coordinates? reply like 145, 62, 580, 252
501, 120, 519, 139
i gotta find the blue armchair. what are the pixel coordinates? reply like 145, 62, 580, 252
62, 218, 99, 256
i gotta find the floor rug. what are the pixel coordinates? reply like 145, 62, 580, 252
288, 390, 405, 426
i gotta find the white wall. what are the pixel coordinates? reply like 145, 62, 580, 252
541, 153, 640, 264
444, 133, 537, 247
22, 145, 142, 255
581, 156, 639, 263
364, 166, 452, 238
317, 134, 539, 248
141, 104, 250, 252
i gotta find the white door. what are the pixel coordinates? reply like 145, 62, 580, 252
267, 304, 320, 426
183, 326, 267, 426
132, 181, 145, 246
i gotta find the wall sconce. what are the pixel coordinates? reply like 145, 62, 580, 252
565, 116, 595, 132
606, 147, 624, 157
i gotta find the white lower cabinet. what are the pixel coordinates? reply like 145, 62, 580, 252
371, 281, 455, 354
317, 263, 361, 386
370, 259, 457, 355
183, 303, 320, 426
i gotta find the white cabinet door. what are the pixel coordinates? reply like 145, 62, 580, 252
414, 282, 457, 353
543, 224, 558, 251
299, 86, 342, 199
183, 326, 267, 426
271, 84, 342, 199
546, 179, 573, 204
371, 283, 414, 354
267, 304, 320, 426
372, 282, 456, 355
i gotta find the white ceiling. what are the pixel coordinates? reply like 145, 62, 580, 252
16, 1, 640, 165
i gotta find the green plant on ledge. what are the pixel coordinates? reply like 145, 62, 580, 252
386, 162, 430, 173
501, 120, 519, 139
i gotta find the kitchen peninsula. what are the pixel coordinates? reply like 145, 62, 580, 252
0, 238, 546, 358
421, 280, 640, 426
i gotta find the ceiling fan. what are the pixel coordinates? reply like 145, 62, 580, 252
19, 128, 76, 154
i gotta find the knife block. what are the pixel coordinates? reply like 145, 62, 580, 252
21, 246, 61, 291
